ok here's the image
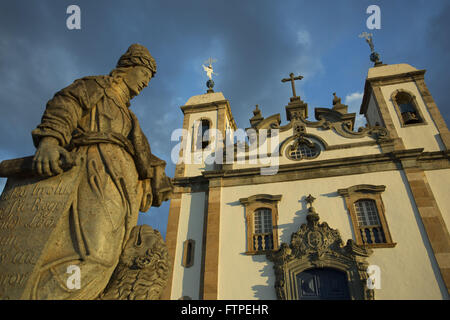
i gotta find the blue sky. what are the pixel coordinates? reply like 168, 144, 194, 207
1, 0, 449, 238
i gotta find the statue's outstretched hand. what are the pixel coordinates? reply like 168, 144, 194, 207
33, 137, 74, 177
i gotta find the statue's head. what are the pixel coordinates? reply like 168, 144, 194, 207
110, 44, 157, 98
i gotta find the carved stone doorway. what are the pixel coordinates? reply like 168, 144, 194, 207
296, 268, 350, 300
267, 199, 375, 300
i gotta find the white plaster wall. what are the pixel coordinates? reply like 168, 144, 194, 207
184, 107, 383, 175
231, 143, 382, 171
229, 126, 382, 171
425, 169, 450, 236
170, 192, 206, 300
306, 126, 375, 146
218, 171, 448, 299
380, 82, 444, 152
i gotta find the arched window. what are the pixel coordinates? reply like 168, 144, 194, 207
289, 144, 318, 160
286, 138, 321, 161
393, 91, 423, 126
196, 119, 211, 150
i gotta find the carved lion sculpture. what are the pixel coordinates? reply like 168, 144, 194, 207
99, 224, 170, 300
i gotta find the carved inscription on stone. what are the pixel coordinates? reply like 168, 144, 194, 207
0, 165, 81, 299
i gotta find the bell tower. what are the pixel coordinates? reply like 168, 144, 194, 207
174, 91, 236, 178
360, 63, 450, 152
358, 32, 450, 152
163, 82, 236, 299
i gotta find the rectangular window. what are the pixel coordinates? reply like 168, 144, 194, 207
240, 194, 282, 255
354, 200, 380, 226
338, 185, 396, 249
254, 208, 274, 251
254, 208, 272, 233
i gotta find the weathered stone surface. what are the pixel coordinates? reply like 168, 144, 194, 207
99, 224, 170, 300
0, 164, 82, 299
0, 43, 172, 300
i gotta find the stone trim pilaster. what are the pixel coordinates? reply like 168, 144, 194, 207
161, 191, 183, 299
200, 180, 222, 299
371, 85, 405, 150
414, 77, 450, 150
175, 113, 191, 178
402, 166, 450, 294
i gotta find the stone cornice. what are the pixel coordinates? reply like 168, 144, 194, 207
171, 149, 449, 190
367, 69, 426, 85
360, 70, 426, 115
201, 149, 448, 187
180, 99, 237, 131
239, 194, 282, 205
337, 184, 386, 197
180, 99, 228, 112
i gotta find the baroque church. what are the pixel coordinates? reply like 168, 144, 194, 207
161, 55, 450, 300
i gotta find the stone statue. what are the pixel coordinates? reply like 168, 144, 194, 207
0, 44, 172, 300
99, 225, 169, 300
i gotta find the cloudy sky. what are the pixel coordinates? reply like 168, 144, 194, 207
1, 0, 449, 238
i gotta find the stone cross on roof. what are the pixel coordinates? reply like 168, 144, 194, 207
281, 73, 303, 98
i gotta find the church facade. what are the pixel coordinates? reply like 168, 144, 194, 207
162, 62, 450, 300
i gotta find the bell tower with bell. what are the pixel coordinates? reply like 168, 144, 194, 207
358, 32, 450, 152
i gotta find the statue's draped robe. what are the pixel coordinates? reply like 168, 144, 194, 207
30, 76, 171, 299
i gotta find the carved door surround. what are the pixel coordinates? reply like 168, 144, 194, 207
267, 202, 375, 300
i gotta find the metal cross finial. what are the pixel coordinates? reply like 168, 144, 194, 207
359, 32, 375, 52
359, 32, 383, 65
202, 57, 218, 80
281, 73, 303, 98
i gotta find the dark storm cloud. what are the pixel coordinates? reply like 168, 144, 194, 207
424, 3, 450, 126
1, 1, 449, 237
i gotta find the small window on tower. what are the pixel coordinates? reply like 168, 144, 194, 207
196, 119, 211, 150
393, 91, 424, 126
182, 239, 195, 268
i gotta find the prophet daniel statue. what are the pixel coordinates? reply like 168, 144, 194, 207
0, 44, 173, 299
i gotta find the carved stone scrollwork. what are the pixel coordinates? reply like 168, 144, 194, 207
267, 207, 374, 300
99, 225, 170, 300
297, 112, 389, 141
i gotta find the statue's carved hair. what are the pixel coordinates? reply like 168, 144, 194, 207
116, 43, 157, 75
